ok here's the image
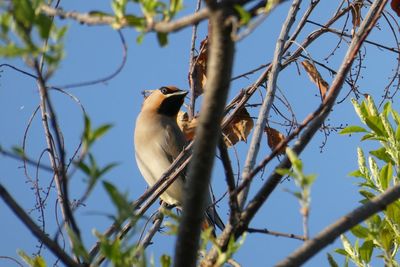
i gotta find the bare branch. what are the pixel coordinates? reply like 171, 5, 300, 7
218, 140, 240, 225
0, 184, 82, 267
246, 227, 306, 241
39, 4, 209, 33
202, 0, 388, 265
237, 0, 302, 210
173, 2, 235, 266
34, 60, 82, 248
276, 180, 400, 266
240, 0, 389, 228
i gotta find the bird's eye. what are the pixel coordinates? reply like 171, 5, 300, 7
160, 87, 169, 94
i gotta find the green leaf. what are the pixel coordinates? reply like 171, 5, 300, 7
379, 228, 393, 252
88, 11, 113, 17
359, 240, 373, 263
365, 116, 386, 137
383, 101, 392, 118
136, 32, 145, 44
157, 32, 168, 47
348, 169, 364, 178
77, 161, 91, 176
379, 163, 392, 190
370, 147, 393, 163
11, 146, 25, 157
396, 126, 400, 141
350, 224, 369, 239
102, 181, 133, 224
168, 0, 183, 19
327, 253, 339, 267
18, 250, 46, 267
66, 226, 90, 262
234, 5, 251, 25
286, 148, 302, 171
124, 15, 145, 28
98, 162, 119, 178
334, 248, 349, 256
339, 126, 368, 135
0, 43, 31, 57
275, 168, 294, 177
92, 124, 113, 141
35, 14, 52, 39
385, 202, 400, 225
160, 255, 171, 267
12, 0, 35, 29
359, 190, 375, 200
392, 110, 400, 125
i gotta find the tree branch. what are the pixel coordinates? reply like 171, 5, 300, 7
276, 179, 400, 266
35, 60, 82, 247
0, 184, 82, 267
237, 0, 302, 210
39, 4, 209, 33
240, 0, 389, 229
202, 0, 387, 265
173, 2, 235, 266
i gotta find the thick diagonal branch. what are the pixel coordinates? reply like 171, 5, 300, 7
173, 3, 235, 267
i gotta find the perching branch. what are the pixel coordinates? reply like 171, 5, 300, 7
0, 184, 82, 267
276, 178, 400, 266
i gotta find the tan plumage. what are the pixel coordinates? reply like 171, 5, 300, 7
134, 86, 224, 230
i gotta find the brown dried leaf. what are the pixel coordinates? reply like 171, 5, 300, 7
265, 127, 286, 155
177, 111, 198, 141
351, 1, 362, 28
223, 108, 254, 147
189, 37, 208, 98
301, 60, 329, 100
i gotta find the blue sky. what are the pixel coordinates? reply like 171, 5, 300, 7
1, 1, 399, 266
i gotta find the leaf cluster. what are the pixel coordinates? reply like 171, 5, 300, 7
329, 97, 400, 266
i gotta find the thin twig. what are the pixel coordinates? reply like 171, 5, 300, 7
218, 140, 240, 225
246, 227, 306, 241
188, 0, 202, 120
0, 147, 53, 172
35, 60, 82, 247
135, 205, 165, 258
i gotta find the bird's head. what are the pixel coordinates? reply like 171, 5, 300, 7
141, 86, 188, 117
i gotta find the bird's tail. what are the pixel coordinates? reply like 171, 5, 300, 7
205, 205, 225, 232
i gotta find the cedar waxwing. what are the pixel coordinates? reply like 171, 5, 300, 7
134, 86, 224, 231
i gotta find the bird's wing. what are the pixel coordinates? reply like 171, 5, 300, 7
159, 122, 187, 166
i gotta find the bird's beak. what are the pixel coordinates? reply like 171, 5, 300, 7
169, 90, 188, 98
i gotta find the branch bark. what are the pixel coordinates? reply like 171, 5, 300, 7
173, 2, 235, 267
276, 179, 400, 266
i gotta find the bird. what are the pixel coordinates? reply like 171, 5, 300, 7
134, 86, 224, 232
